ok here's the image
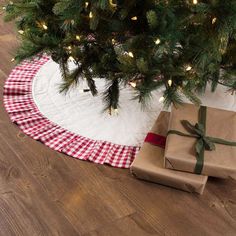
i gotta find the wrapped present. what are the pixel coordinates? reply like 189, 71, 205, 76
165, 103, 236, 179
130, 111, 208, 194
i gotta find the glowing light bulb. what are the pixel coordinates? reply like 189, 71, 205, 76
76, 35, 81, 41
109, 0, 117, 7
42, 24, 48, 30
128, 52, 134, 58
68, 56, 74, 61
18, 30, 24, 35
9, 1, 13, 5
67, 46, 72, 50
212, 17, 217, 24
89, 12, 93, 18
193, 0, 198, 4
2, 6, 6, 10
155, 38, 161, 45
131, 16, 138, 21
185, 65, 192, 71
114, 109, 119, 115
11, 58, 15, 62
168, 79, 173, 86
85, 2, 89, 7
112, 38, 116, 44
159, 97, 165, 103
130, 82, 137, 88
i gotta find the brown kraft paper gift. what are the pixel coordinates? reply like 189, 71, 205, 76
130, 111, 208, 194
165, 103, 236, 179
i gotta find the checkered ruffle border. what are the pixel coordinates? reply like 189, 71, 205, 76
3, 56, 139, 168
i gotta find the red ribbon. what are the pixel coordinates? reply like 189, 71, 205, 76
144, 133, 166, 149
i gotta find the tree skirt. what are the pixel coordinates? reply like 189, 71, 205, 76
3, 55, 236, 168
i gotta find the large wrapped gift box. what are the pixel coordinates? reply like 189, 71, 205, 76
165, 103, 236, 179
130, 111, 208, 194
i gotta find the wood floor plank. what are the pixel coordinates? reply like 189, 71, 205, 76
0, 118, 137, 234
82, 212, 161, 236
0, 135, 80, 236
114, 177, 236, 235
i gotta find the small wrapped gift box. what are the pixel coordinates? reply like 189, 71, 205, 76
130, 111, 208, 194
165, 103, 236, 179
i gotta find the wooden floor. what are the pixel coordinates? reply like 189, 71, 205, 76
1, 9, 236, 236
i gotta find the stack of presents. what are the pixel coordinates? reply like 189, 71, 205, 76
131, 103, 236, 194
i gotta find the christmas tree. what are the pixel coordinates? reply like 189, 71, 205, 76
3, 0, 236, 112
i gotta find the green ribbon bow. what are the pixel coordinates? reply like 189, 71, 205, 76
168, 106, 236, 174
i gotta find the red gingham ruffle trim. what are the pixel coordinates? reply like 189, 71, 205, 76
3, 55, 140, 168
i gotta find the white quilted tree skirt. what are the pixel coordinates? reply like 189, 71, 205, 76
32, 59, 164, 147
4, 56, 236, 168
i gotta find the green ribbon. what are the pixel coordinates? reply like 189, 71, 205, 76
168, 106, 236, 174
